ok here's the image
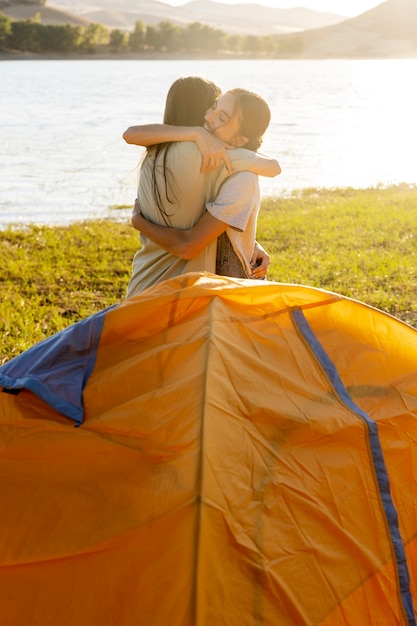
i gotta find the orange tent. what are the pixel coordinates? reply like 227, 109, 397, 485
1, 273, 417, 625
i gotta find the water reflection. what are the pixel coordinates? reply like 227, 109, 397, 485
1, 58, 416, 227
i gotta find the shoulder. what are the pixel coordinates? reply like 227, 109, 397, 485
226, 170, 259, 190
167, 142, 202, 176
226, 148, 258, 172
171, 141, 201, 157
211, 171, 259, 211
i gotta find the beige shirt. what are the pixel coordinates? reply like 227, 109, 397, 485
126, 142, 260, 298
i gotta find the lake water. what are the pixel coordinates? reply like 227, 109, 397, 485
1, 58, 416, 227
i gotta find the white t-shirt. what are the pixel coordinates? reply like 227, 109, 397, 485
206, 171, 260, 278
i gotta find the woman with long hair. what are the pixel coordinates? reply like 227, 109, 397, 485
123, 77, 280, 296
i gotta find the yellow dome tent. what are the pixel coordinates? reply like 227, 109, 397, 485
1, 273, 417, 625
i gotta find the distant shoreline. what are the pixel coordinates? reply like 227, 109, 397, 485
1, 50, 271, 61
1, 50, 416, 61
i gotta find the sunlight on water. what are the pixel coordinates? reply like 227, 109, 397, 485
1, 58, 416, 227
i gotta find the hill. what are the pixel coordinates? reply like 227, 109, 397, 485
1, 0, 346, 36
1, 0, 415, 57
283, 0, 417, 57
0, 1, 92, 27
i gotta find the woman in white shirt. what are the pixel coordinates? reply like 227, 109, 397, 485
124, 78, 280, 296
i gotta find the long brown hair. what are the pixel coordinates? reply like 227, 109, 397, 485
146, 76, 221, 225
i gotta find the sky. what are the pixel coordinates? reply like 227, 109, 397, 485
162, 0, 383, 18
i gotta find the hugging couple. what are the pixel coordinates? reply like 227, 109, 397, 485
123, 76, 281, 297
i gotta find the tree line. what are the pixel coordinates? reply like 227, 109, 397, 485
0, 10, 305, 56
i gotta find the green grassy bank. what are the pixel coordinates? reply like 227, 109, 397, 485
1, 184, 416, 364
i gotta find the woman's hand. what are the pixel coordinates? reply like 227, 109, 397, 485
131, 199, 142, 231
250, 241, 270, 279
193, 127, 233, 174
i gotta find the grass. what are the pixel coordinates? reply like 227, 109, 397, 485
1, 219, 138, 363
258, 184, 417, 325
1, 183, 417, 363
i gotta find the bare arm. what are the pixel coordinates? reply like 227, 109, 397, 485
123, 123, 202, 147
239, 154, 281, 178
123, 124, 281, 176
132, 203, 227, 260
123, 124, 233, 173
132, 201, 269, 277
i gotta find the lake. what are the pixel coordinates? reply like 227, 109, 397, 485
1, 58, 416, 227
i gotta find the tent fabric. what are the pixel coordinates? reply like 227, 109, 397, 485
0, 305, 112, 423
1, 272, 417, 625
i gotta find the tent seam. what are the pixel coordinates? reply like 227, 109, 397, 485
290, 307, 416, 626
191, 295, 216, 626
